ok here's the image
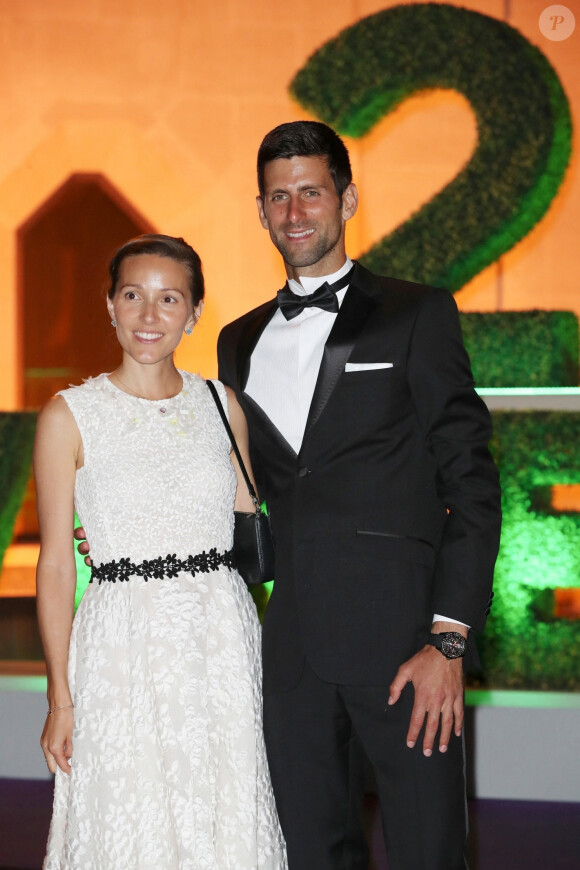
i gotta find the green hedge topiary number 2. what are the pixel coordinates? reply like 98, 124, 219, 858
290, 3, 572, 292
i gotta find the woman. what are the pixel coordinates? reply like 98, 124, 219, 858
35, 234, 286, 869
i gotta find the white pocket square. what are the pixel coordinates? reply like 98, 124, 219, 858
344, 362, 394, 372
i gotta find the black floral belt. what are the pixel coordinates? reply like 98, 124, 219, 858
90, 548, 236, 585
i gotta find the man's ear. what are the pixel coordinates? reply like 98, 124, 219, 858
341, 183, 358, 222
256, 196, 269, 229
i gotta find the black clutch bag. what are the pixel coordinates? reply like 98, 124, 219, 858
207, 380, 275, 586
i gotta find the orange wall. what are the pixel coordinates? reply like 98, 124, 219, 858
0, 0, 578, 406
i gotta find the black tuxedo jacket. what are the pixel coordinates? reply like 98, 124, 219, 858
218, 262, 501, 694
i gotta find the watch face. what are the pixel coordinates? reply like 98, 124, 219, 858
440, 632, 466, 659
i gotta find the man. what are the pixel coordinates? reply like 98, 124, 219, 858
217, 121, 501, 870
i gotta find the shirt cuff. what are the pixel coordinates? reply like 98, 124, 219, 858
432, 614, 470, 629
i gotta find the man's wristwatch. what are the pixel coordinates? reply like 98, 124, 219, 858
425, 631, 467, 659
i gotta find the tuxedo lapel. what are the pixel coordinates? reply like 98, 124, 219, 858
237, 299, 298, 458
243, 392, 298, 458
302, 283, 378, 441
236, 300, 277, 391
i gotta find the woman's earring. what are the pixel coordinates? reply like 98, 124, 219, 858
111, 319, 117, 327
185, 326, 193, 336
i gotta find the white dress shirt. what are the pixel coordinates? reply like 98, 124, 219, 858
245, 257, 466, 631
246, 258, 352, 453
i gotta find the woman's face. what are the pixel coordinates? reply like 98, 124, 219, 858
107, 254, 201, 366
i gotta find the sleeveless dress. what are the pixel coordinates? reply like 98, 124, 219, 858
43, 371, 286, 870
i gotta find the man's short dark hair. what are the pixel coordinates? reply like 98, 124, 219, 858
257, 121, 352, 200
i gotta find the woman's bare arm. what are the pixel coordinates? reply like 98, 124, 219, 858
224, 387, 259, 513
34, 396, 82, 774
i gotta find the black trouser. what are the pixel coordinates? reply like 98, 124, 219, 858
263, 660, 468, 870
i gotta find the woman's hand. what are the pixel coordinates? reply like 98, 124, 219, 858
41, 707, 74, 774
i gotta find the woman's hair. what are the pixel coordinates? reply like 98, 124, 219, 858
107, 234, 205, 307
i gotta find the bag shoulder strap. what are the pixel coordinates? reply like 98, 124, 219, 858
206, 379, 259, 509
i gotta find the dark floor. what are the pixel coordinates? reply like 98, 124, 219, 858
365, 793, 580, 869
1, 777, 579, 869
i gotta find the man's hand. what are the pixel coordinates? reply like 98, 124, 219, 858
388, 622, 466, 757
73, 526, 91, 567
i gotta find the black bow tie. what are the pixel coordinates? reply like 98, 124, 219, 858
276, 267, 354, 321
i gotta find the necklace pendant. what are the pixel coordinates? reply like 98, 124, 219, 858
159, 407, 167, 414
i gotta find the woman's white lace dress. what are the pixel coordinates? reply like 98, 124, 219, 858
44, 372, 286, 870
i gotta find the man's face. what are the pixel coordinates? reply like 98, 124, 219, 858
257, 155, 358, 279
